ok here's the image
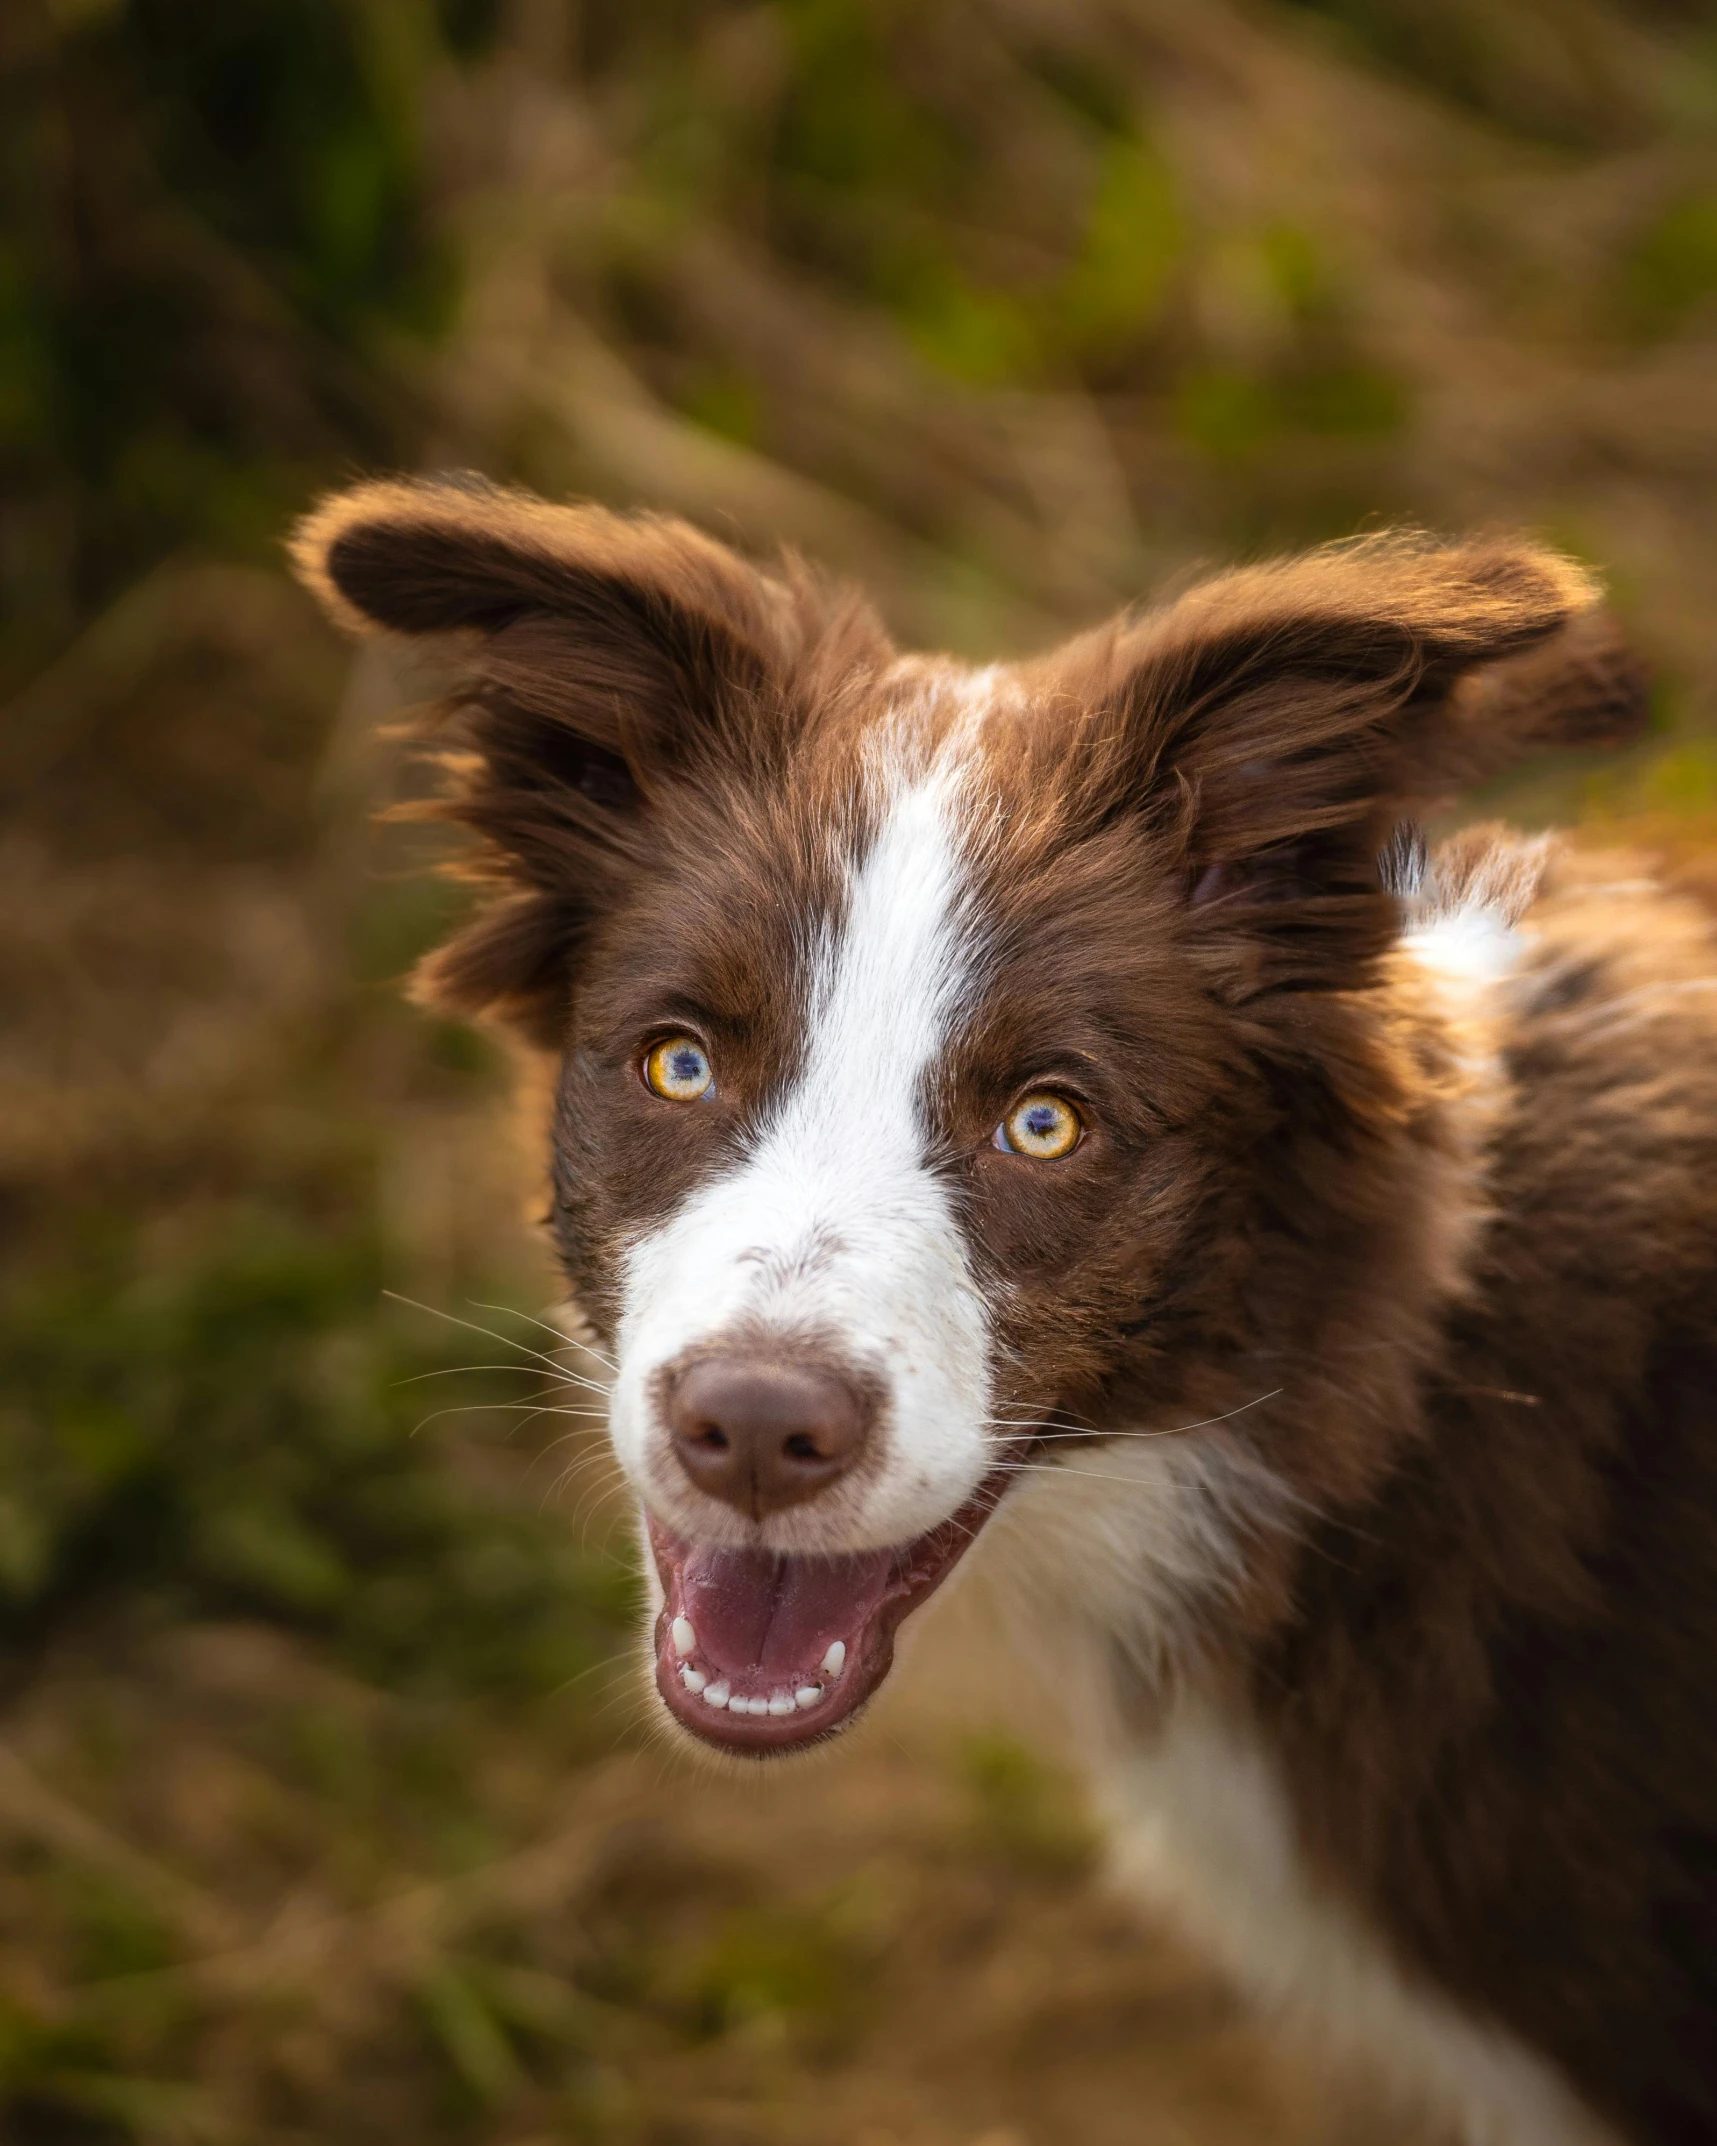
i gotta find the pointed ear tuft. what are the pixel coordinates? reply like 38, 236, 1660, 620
1440, 602, 1650, 780
290, 474, 787, 654
1100, 532, 1622, 841
1060, 531, 1640, 992
1118, 531, 1602, 740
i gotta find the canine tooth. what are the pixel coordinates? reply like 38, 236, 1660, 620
680, 1665, 707, 1694
795, 1685, 823, 1708
671, 1616, 696, 1657
702, 1680, 731, 1709
768, 1694, 796, 1717
821, 1641, 846, 1677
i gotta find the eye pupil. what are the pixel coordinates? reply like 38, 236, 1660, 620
996, 1090, 1081, 1160
645, 1036, 714, 1101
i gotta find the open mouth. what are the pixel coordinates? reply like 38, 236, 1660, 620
648, 1474, 1010, 1754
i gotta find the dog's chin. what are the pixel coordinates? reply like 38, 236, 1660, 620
646, 1474, 1010, 1756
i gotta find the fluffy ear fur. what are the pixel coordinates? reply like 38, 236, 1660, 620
291, 477, 891, 1046
1441, 598, 1650, 766
1054, 533, 1646, 991
291, 473, 786, 651
290, 474, 797, 786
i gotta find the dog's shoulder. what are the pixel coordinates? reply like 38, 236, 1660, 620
1259, 819, 1717, 2140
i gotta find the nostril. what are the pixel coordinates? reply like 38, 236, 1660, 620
664, 1353, 872, 1517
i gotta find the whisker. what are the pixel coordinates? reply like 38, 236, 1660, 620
592, 1670, 658, 1734
407, 1377, 577, 1407
494, 1404, 563, 1446
559, 1475, 608, 1529
467, 1298, 618, 1375
382, 1287, 609, 1390
540, 1446, 624, 1499
584, 1496, 631, 1558
524, 1441, 615, 1487
999, 1461, 1189, 1489
564, 1474, 629, 1550
983, 1409, 1093, 1427
549, 1656, 627, 1702
383, 1290, 600, 1382
985, 1388, 1283, 1445
468, 1400, 609, 1418
1003, 1427, 1218, 1444
981, 1419, 1096, 1437
531, 1423, 609, 1456
408, 1399, 611, 1438
393, 1363, 598, 1387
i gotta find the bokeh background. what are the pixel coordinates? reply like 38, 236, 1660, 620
5, 3, 1717, 2142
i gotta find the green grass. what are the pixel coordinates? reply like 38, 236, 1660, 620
0, 1213, 635, 1698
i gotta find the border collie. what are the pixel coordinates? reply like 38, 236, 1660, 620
294, 479, 1717, 2146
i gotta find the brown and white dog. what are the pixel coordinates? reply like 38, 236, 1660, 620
294, 479, 1717, 2146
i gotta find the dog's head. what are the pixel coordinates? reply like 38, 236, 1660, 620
294, 481, 1642, 1752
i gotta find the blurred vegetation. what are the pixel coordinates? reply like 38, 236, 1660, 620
4, 0, 1717, 2140
1, 1218, 630, 1691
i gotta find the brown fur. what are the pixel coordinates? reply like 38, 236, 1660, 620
1262, 851, 1717, 2143
291, 478, 1717, 2144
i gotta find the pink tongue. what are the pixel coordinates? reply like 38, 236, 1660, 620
678, 1543, 894, 1678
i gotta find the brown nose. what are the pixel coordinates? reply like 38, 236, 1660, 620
665, 1355, 869, 1519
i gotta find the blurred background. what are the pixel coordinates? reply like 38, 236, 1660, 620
5, 2, 1717, 2141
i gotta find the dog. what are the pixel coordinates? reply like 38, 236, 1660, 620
293, 478, 1717, 2146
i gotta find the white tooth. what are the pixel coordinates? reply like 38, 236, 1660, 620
671, 1616, 696, 1657
768, 1694, 796, 1717
702, 1680, 730, 1709
821, 1641, 846, 1677
680, 1665, 707, 1694
743, 1696, 770, 1716
795, 1685, 823, 1708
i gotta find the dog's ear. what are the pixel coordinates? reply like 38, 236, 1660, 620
291, 478, 871, 1046
1439, 599, 1650, 768
290, 474, 792, 782
1062, 534, 1646, 992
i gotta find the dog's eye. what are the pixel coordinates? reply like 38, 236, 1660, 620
994, 1092, 1082, 1160
644, 1036, 715, 1102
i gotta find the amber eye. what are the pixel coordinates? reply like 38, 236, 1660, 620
644, 1035, 714, 1102
994, 1092, 1082, 1160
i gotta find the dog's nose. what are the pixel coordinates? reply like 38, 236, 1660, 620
665, 1355, 869, 1518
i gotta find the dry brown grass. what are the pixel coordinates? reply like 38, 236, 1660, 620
6, 1, 1717, 2139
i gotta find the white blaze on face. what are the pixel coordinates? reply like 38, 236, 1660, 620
606, 745, 994, 1553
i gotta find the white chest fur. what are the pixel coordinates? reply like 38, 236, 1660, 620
1099, 1703, 1621, 2146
